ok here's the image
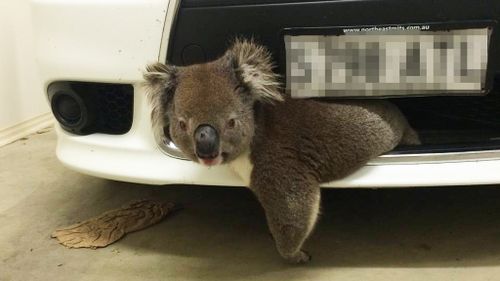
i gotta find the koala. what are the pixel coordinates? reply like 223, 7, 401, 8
143, 39, 420, 264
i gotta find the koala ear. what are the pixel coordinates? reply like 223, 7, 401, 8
226, 39, 283, 103
143, 62, 178, 136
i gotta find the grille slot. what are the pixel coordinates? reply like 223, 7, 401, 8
94, 84, 134, 134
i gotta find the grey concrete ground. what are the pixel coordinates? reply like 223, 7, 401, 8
2, 128, 500, 281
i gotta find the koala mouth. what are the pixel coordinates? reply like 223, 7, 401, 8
197, 152, 230, 166
198, 154, 223, 166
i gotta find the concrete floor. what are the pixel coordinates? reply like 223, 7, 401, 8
2, 129, 500, 281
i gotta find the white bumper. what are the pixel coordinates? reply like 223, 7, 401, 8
56, 117, 500, 187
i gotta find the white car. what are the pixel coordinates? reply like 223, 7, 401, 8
34, 0, 500, 187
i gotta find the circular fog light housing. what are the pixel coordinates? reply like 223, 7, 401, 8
50, 91, 88, 132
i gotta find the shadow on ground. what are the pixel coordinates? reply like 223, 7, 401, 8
114, 183, 500, 269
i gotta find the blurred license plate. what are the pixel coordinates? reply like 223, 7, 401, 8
285, 23, 492, 98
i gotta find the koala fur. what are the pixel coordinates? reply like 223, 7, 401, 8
143, 39, 420, 264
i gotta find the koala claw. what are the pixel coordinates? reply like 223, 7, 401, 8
283, 250, 312, 264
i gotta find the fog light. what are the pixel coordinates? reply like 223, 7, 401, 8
53, 94, 82, 125
48, 83, 96, 134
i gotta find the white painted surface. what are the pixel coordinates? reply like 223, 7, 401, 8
0, 0, 49, 132
31, 0, 170, 86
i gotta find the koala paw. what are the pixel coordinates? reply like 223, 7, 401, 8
283, 250, 312, 264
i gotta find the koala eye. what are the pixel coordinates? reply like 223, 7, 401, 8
227, 118, 236, 129
178, 120, 187, 131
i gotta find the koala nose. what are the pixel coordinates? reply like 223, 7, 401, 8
194, 124, 219, 159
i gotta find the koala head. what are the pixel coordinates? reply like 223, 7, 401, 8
143, 39, 282, 166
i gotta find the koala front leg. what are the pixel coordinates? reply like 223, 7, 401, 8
251, 169, 320, 264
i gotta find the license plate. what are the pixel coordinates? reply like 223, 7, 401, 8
285, 22, 493, 98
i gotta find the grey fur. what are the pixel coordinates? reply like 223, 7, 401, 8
143, 63, 177, 134
229, 38, 283, 103
143, 39, 420, 263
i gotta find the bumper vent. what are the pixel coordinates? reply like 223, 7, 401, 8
48, 81, 134, 135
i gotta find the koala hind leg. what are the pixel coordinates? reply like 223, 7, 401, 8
251, 170, 320, 264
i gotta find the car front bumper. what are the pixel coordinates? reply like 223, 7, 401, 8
37, 0, 500, 188
55, 93, 500, 188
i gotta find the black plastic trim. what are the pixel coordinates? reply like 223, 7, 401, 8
48, 82, 134, 135
181, 0, 349, 8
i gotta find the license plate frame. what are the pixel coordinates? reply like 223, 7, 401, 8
284, 21, 495, 99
